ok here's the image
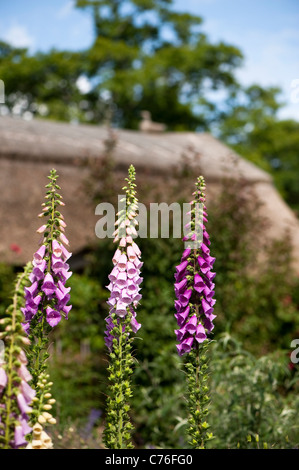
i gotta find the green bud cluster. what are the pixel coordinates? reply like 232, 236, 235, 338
30, 371, 56, 428
103, 312, 135, 449
185, 340, 214, 449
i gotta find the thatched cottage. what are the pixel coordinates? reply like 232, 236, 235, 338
0, 115, 299, 270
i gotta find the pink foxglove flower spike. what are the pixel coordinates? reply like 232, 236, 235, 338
20, 169, 72, 436
104, 165, 142, 449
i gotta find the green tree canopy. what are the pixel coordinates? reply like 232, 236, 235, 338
0, 1, 298, 211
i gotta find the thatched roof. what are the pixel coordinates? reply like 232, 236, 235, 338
0, 115, 298, 269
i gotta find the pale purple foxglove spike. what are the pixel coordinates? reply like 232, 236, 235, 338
33, 245, 46, 264
46, 307, 61, 327
41, 273, 56, 296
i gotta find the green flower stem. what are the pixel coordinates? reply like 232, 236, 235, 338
185, 340, 213, 449
104, 311, 134, 449
3, 271, 24, 448
104, 165, 141, 449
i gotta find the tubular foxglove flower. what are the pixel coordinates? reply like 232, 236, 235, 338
0, 264, 35, 449
103, 165, 142, 450
174, 176, 216, 449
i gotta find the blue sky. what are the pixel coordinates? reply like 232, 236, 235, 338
0, 0, 298, 120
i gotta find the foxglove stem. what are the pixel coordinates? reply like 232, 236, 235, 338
104, 165, 141, 449
28, 371, 56, 440
174, 176, 216, 448
23, 169, 72, 388
0, 263, 35, 449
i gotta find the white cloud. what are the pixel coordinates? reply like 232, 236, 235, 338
57, 1, 75, 19
3, 23, 35, 49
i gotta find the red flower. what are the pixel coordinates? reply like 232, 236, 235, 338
10, 244, 22, 254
